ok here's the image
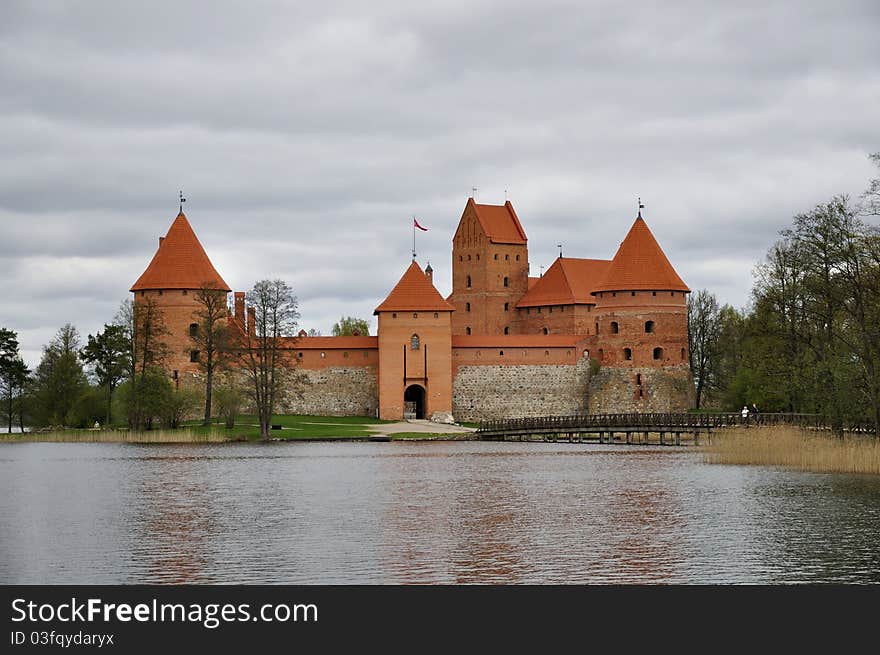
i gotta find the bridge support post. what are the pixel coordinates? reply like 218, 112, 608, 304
675, 432, 681, 446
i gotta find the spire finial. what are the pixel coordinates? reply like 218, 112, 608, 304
504, 188, 508, 202
557, 243, 563, 258
471, 186, 478, 199
179, 190, 186, 214
638, 196, 644, 218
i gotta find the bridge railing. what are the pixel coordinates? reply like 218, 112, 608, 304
476, 412, 829, 434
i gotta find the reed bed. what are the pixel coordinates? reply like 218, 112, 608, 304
0, 429, 231, 444
704, 425, 880, 475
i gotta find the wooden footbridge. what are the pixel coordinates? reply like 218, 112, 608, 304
476, 412, 826, 446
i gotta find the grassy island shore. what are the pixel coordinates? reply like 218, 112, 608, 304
704, 426, 880, 475
0, 414, 474, 443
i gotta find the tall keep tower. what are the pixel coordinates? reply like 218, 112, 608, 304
130, 211, 231, 379
449, 198, 529, 336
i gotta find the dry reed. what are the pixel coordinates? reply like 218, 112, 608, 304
0, 429, 230, 444
704, 425, 880, 475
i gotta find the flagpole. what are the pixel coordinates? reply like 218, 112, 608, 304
412, 215, 416, 260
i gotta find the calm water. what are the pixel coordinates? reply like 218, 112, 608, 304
1, 441, 879, 584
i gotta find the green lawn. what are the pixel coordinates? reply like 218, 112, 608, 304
183, 414, 394, 440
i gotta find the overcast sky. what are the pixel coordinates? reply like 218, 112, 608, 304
1, 0, 878, 366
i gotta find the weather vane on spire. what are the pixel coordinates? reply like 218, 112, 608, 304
638, 197, 644, 218
179, 190, 186, 213
471, 186, 478, 199
557, 243, 563, 258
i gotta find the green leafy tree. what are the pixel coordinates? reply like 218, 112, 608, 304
81, 324, 129, 426
32, 324, 89, 427
331, 316, 370, 336
0, 328, 30, 433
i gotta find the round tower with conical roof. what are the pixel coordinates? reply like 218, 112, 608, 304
589, 212, 692, 410
130, 211, 231, 381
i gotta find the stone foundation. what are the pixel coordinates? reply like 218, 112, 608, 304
280, 367, 379, 417
452, 359, 591, 421
588, 365, 693, 413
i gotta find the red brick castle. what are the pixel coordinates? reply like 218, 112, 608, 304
132, 198, 693, 421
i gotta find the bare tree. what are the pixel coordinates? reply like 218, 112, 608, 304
117, 296, 170, 429
237, 280, 300, 439
687, 289, 722, 409
190, 284, 231, 425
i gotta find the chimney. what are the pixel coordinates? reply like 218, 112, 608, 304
247, 306, 256, 336
158, 236, 165, 248
234, 292, 245, 324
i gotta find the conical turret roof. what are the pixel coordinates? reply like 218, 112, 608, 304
592, 215, 689, 293
131, 212, 231, 292
374, 261, 454, 314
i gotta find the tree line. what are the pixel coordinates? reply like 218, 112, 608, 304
1, 280, 333, 439
688, 153, 880, 435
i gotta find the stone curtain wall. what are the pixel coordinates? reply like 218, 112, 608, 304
587, 365, 693, 413
452, 359, 591, 421
280, 367, 379, 417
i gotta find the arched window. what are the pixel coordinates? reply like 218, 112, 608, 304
476, 254, 480, 261
499, 350, 504, 356
635, 373, 642, 385
494, 254, 498, 260
466, 302, 471, 312
468, 255, 471, 261
433, 312, 438, 319
189, 323, 198, 336
583, 349, 589, 359
466, 327, 471, 335
392, 313, 397, 319
503, 276, 509, 287
504, 302, 509, 311
611, 321, 619, 334
504, 326, 509, 335
645, 320, 655, 333
653, 347, 664, 360
542, 327, 549, 335
595, 322, 599, 334
623, 348, 632, 361
412, 313, 418, 319
505, 254, 509, 261
631, 291, 636, 296
467, 275, 471, 288
411, 334, 420, 350
516, 255, 520, 261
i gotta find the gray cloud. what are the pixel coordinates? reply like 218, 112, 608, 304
1, 0, 878, 366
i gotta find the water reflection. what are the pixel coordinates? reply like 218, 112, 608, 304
1, 442, 879, 584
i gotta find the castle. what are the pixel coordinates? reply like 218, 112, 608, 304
131, 198, 694, 421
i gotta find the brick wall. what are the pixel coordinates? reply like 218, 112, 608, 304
280, 366, 379, 417
452, 358, 591, 421
588, 365, 693, 413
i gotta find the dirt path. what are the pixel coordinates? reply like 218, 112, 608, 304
369, 420, 477, 435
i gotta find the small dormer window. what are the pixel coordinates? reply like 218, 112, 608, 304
411, 334, 420, 350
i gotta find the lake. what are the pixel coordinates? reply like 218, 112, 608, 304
1, 441, 879, 584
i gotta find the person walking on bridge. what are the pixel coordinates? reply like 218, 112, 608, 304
741, 405, 750, 426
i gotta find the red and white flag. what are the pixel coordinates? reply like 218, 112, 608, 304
413, 218, 428, 231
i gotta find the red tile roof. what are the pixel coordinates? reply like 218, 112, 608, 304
452, 334, 588, 348
592, 216, 689, 293
517, 257, 610, 307
471, 199, 527, 244
131, 212, 230, 292
374, 261, 455, 314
